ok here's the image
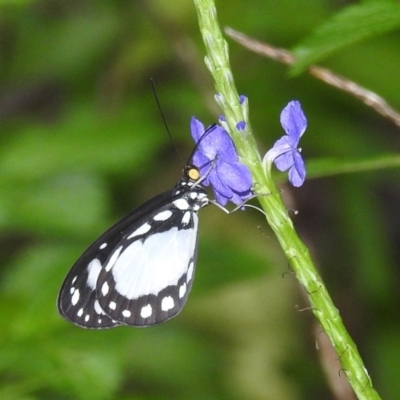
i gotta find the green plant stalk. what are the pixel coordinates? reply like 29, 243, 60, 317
192, 1, 381, 399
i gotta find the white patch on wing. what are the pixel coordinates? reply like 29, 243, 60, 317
99, 242, 107, 250
161, 296, 174, 311
112, 214, 199, 299
122, 309, 131, 318
128, 223, 151, 239
85, 315, 90, 322
179, 283, 187, 298
77, 308, 84, 317
173, 198, 189, 210
153, 210, 172, 221
141, 304, 152, 318
101, 282, 109, 296
71, 276, 78, 285
94, 300, 106, 315
71, 289, 80, 305
187, 260, 194, 282
86, 259, 102, 289
109, 301, 117, 310
181, 211, 191, 225
104, 246, 123, 272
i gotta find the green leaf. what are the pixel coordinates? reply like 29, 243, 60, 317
291, 0, 400, 74
305, 153, 400, 180
6, 8, 120, 81
0, 103, 161, 181
0, 173, 109, 236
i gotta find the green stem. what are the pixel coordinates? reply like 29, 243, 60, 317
192, 1, 381, 399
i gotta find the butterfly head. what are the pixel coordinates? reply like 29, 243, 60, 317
183, 164, 201, 183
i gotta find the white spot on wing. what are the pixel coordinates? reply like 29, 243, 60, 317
94, 300, 106, 315
179, 283, 187, 298
112, 214, 199, 299
153, 210, 173, 221
101, 282, 109, 296
71, 276, 78, 285
128, 223, 151, 239
104, 246, 123, 272
161, 296, 174, 311
86, 259, 102, 289
173, 198, 189, 210
181, 211, 191, 225
109, 301, 117, 310
187, 261, 194, 283
141, 304, 152, 318
71, 289, 80, 306
122, 309, 131, 318
77, 308, 84, 317
99, 243, 107, 250
85, 315, 90, 322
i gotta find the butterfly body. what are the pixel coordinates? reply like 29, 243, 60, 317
58, 170, 209, 329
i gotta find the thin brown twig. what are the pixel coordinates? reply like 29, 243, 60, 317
225, 27, 400, 128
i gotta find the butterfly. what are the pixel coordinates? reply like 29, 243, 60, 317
58, 116, 253, 329
57, 164, 209, 329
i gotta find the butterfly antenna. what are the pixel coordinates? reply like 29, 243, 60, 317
150, 78, 183, 165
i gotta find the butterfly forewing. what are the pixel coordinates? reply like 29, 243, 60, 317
58, 261, 119, 328
58, 178, 209, 329
57, 203, 148, 329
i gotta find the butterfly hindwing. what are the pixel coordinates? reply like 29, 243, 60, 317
58, 179, 208, 329
96, 205, 200, 326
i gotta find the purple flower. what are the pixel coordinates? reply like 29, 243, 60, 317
264, 101, 307, 187
236, 121, 246, 131
190, 117, 252, 206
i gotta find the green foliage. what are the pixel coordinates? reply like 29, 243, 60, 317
292, 0, 400, 74
1, 1, 400, 399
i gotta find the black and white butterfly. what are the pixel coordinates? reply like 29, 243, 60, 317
58, 164, 209, 329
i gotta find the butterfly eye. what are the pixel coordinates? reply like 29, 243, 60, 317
187, 167, 201, 181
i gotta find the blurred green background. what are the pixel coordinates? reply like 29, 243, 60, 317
1, 0, 400, 399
